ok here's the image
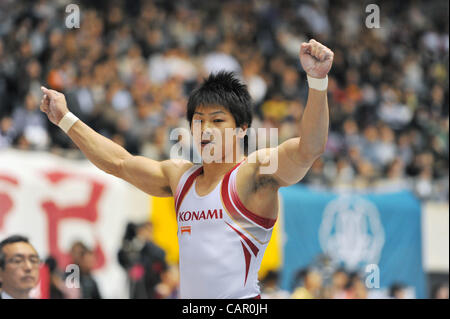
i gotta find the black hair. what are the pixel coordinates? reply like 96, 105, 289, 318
431, 283, 449, 299
389, 282, 406, 298
187, 71, 253, 130
262, 270, 280, 284
333, 267, 348, 276
70, 240, 88, 251
292, 267, 310, 290
345, 271, 361, 290
45, 256, 58, 274
0, 235, 30, 269
123, 222, 137, 241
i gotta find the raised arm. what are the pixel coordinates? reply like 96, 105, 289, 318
275, 39, 332, 185
251, 39, 333, 187
39, 87, 191, 197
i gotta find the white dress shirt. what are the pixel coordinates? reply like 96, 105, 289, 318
1, 291, 15, 299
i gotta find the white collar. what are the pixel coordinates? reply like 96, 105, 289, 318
1, 291, 15, 299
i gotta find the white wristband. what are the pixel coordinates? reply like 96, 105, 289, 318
307, 74, 328, 91
58, 112, 79, 133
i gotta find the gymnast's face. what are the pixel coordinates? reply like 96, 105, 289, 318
191, 105, 246, 163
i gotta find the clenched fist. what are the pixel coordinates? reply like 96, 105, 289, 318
40, 86, 69, 125
299, 39, 334, 79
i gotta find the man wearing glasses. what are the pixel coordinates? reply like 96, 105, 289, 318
0, 235, 41, 299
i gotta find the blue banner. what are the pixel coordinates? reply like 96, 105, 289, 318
280, 185, 426, 298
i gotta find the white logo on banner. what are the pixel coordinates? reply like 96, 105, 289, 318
319, 195, 385, 270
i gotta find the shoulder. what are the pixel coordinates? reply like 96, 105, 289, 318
243, 139, 308, 187
161, 159, 195, 192
161, 158, 194, 173
239, 148, 281, 191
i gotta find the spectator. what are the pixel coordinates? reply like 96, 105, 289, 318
11, 92, 49, 150
44, 256, 80, 299
260, 270, 290, 299
0, 116, 14, 149
389, 282, 407, 299
69, 241, 88, 266
78, 248, 102, 299
432, 283, 449, 299
0, 235, 40, 299
44, 256, 65, 299
68, 241, 102, 299
327, 268, 349, 299
291, 268, 323, 299
118, 222, 168, 299
344, 272, 368, 299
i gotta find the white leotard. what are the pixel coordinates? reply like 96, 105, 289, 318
174, 161, 276, 299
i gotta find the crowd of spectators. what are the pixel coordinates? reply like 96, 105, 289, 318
261, 252, 450, 299
40, 223, 178, 299
0, 0, 448, 300
0, 0, 448, 200
261, 266, 449, 299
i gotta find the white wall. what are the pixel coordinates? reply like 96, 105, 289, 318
422, 201, 449, 273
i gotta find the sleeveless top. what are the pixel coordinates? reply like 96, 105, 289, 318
174, 161, 276, 298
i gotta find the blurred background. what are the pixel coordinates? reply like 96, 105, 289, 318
0, 0, 448, 299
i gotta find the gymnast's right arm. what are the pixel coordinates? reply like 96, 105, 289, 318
39, 86, 187, 197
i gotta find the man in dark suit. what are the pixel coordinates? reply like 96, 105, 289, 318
0, 235, 40, 299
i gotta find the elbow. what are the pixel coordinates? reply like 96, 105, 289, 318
296, 137, 327, 163
309, 149, 325, 162
315, 144, 327, 157
311, 138, 328, 158
296, 147, 325, 166
105, 159, 124, 178
304, 144, 326, 161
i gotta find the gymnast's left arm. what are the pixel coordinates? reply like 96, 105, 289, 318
261, 39, 334, 187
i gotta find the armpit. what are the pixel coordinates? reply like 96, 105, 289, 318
253, 174, 279, 192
